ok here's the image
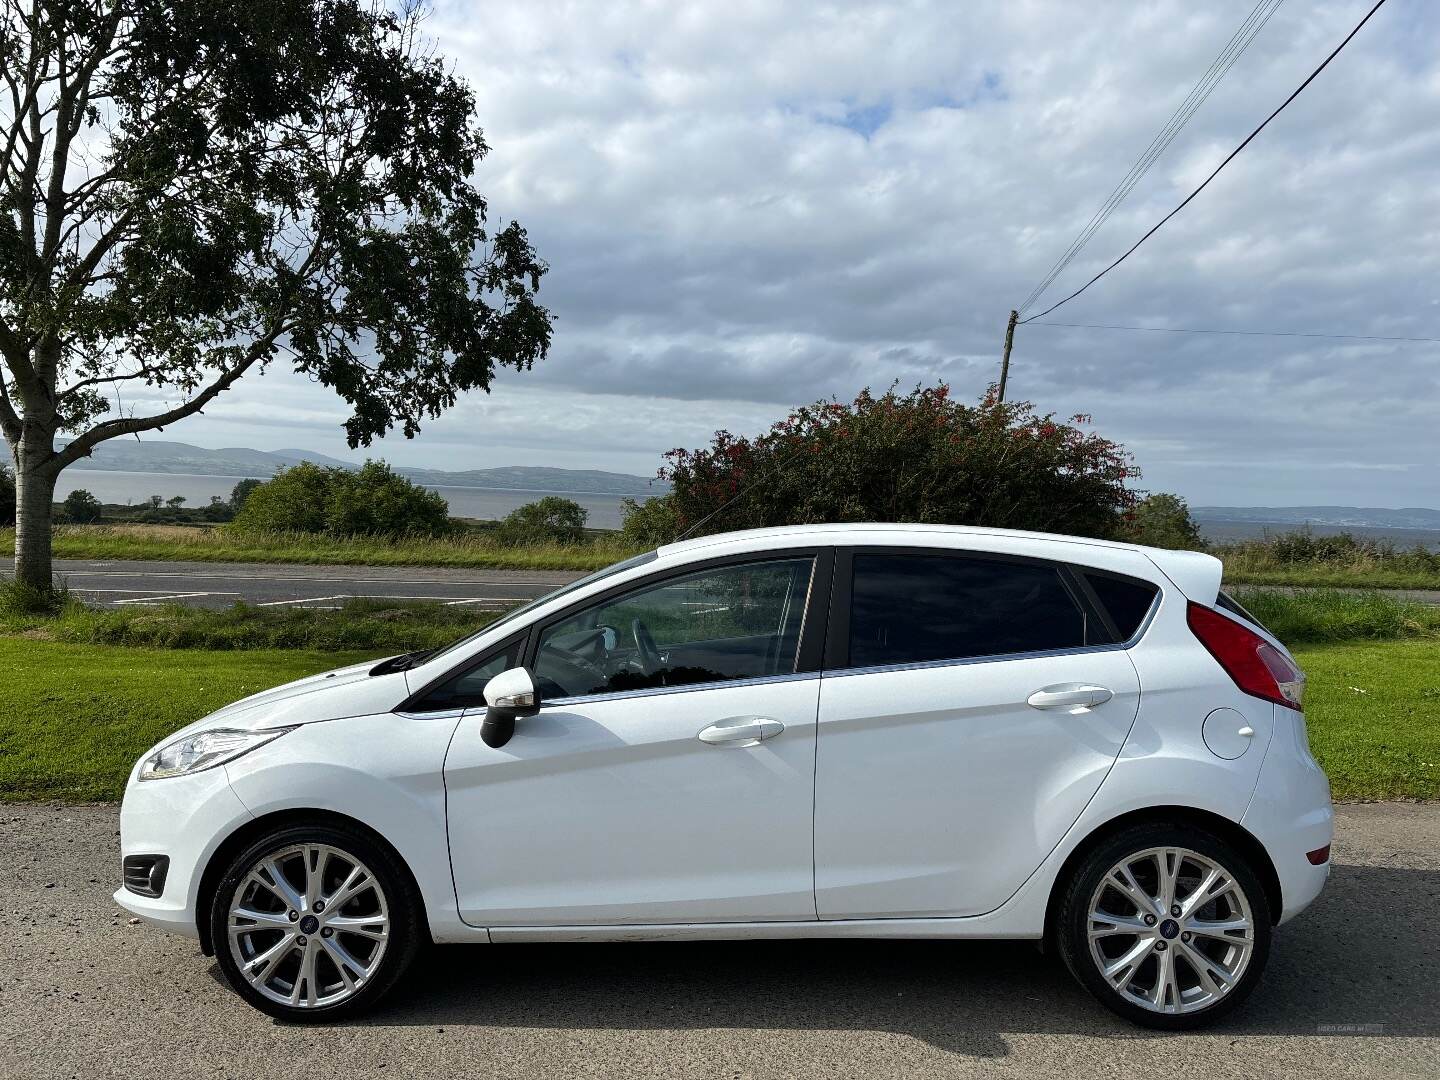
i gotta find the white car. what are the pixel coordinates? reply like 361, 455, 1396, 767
116, 524, 1332, 1028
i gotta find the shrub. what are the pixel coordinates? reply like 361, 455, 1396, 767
230, 478, 263, 511
231, 460, 450, 538
1119, 492, 1202, 550
620, 494, 681, 548
493, 496, 588, 546
61, 488, 103, 524
653, 383, 1138, 541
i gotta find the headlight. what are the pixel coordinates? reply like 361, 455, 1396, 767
138, 727, 294, 781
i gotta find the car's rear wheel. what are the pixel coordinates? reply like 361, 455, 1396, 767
210, 823, 421, 1021
1055, 823, 1272, 1029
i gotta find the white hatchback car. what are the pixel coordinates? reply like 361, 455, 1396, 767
116, 524, 1332, 1028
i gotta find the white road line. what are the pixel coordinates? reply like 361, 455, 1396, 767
70, 587, 242, 596
255, 595, 352, 607
112, 592, 216, 604
50, 568, 564, 587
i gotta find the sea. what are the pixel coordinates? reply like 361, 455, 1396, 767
55, 469, 646, 530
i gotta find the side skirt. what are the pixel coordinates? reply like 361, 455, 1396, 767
486, 919, 1046, 943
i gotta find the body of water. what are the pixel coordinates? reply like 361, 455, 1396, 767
55, 469, 646, 529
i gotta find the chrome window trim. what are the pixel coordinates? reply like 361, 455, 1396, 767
822, 640, 1132, 680
541, 670, 818, 709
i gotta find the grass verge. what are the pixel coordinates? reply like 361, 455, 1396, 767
0, 595, 504, 651
3, 524, 636, 572
1229, 588, 1440, 644
0, 640, 374, 801
1293, 642, 1440, 801
1, 637, 1433, 803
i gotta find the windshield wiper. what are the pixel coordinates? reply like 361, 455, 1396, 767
369, 648, 436, 676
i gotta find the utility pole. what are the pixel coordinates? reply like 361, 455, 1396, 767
997, 309, 1019, 402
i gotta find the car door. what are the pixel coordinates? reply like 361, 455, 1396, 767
813, 548, 1144, 920
443, 550, 829, 927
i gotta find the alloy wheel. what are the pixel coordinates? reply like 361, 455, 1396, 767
1085, 845, 1255, 1015
226, 843, 391, 1010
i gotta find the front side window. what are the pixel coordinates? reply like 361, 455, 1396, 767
848, 553, 1088, 668
411, 640, 521, 712
534, 557, 815, 699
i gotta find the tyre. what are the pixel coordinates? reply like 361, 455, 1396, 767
209, 823, 422, 1022
1055, 823, 1272, 1029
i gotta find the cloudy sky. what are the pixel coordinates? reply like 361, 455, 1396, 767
159, 0, 1439, 507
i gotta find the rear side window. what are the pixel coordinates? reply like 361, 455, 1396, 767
848, 553, 1088, 668
1083, 570, 1160, 640
1216, 590, 1272, 635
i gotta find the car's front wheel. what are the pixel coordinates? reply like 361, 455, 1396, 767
210, 823, 422, 1021
1055, 823, 1272, 1029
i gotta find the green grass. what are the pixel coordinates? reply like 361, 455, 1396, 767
0, 640, 375, 801
1, 636, 1434, 804
1292, 642, 1440, 801
1, 524, 637, 571
0, 595, 504, 651
1230, 588, 1440, 644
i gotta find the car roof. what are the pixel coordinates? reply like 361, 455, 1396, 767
659, 522, 1151, 559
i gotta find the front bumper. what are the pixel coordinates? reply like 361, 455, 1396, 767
1241, 705, 1334, 924
114, 764, 254, 937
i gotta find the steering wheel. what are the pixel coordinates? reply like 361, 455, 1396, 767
631, 617, 664, 675
537, 640, 610, 697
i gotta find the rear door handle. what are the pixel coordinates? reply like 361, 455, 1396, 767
698, 716, 784, 746
1027, 684, 1113, 712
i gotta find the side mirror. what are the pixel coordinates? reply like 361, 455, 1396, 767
480, 667, 541, 749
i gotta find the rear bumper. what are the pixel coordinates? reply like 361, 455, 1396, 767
1241, 705, 1333, 924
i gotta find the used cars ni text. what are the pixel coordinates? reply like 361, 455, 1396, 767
116, 524, 1331, 1028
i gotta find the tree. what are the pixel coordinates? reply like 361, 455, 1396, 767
60, 487, 101, 523
653, 384, 1139, 541
232, 459, 450, 537
494, 495, 588, 547
165, 495, 186, 509
619, 494, 679, 548
229, 478, 263, 512
1, 1, 553, 591
1119, 492, 1204, 550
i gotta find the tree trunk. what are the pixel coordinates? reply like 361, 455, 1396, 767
13, 453, 58, 592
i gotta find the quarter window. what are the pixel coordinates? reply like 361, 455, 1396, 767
1083, 570, 1160, 640
534, 557, 815, 699
411, 639, 521, 711
848, 553, 1088, 668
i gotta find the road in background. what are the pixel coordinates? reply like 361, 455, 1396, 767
1, 803, 1435, 1079
1, 559, 588, 610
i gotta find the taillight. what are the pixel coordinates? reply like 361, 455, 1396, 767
1187, 602, 1305, 710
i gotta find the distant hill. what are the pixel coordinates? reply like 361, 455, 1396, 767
61, 439, 665, 497
1192, 506, 1440, 531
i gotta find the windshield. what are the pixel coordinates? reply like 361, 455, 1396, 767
420, 550, 659, 666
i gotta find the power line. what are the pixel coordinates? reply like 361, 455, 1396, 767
1018, 0, 1285, 317
1027, 321, 1440, 344
1020, 0, 1389, 327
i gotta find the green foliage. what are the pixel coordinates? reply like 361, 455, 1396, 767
230, 478, 263, 511
231, 460, 451, 538
1215, 530, 1440, 588
493, 496, 588, 547
0, 465, 13, 525
0, 597, 503, 652
620, 494, 680, 548
656, 384, 1138, 541
1119, 492, 1202, 550
0, 577, 75, 616
1228, 588, 1440, 645
60, 488, 103, 523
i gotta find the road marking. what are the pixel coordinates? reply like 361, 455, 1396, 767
48, 568, 565, 587
256, 595, 352, 607
112, 592, 218, 604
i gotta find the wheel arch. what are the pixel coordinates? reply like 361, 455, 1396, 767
1042, 805, 1283, 945
195, 807, 431, 956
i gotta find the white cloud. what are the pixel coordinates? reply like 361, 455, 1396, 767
166, 0, 1440, 507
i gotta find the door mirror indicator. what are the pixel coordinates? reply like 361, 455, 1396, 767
481, 667, 541, 748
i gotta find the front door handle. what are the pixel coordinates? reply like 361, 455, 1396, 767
1027, 683, 1113, 712
697, 716, 784, 746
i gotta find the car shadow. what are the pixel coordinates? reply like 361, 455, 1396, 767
328, 861, 1438, 1054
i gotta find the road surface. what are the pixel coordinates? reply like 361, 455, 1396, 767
1, 802, 1435, 1079
9, 558, 588, 610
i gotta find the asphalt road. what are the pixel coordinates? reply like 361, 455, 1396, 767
1, 803, 1436, 1079
16, 558, 588, 610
